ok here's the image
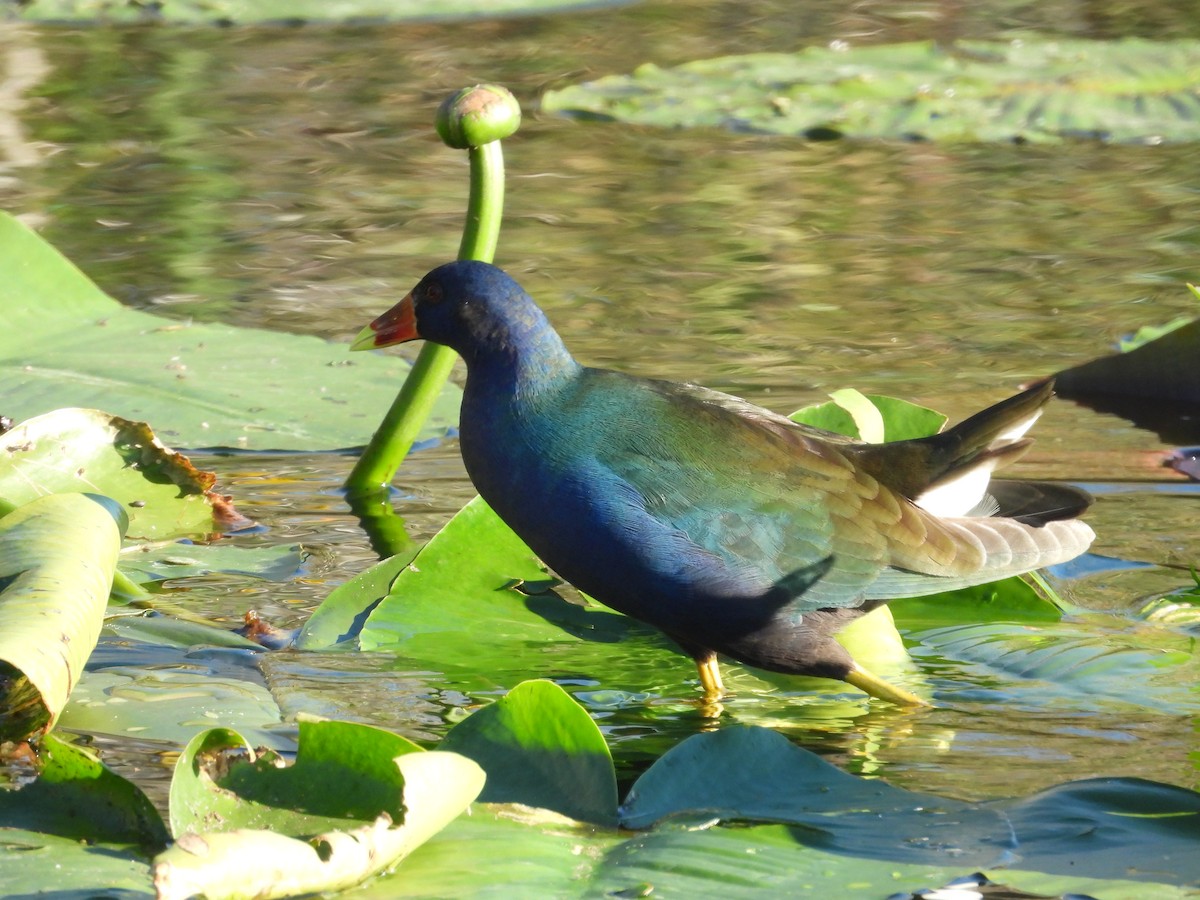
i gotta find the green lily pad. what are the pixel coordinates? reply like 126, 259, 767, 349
620, 725, 1007, 853
361, 804, 621, 898
296, 549, 419, 650
357, 496, 633, 657
891, 576, 1062, 625
118, 542, 308, 584
102, 612, 265, 651
790, 389, 948, 442
389, 810, 1195, 898
441, 680, 617, 825
386, 721, 1197, 897
586, 822, 1195, 900
621, 725, 1200, 884
0, 493, 123, 740
0, 733, 168, 848
158, 719, 484, 899
0, 212, 459, 451
169, 719, 422, 836
543, 38, 1200, 144
0, 828, 154, 897
58, 663, 287, 748
0, 409, 240, 540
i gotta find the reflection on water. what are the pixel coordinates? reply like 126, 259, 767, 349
4, 1, 1200, 804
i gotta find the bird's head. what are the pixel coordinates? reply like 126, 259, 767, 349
350, 260, 551, 362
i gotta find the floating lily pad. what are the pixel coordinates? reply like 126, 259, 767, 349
357, 496, 635, 658
118, 541, 308, 585
296, 550, 418, 650
909, 614, 1195, 712
0, 409, 241, 539
543, 38, 1200, 144
0, 733, 168, 847
58, 663, 287, 748
0, 212, 459, 451
621, 725, 1200, 884
388, 807, 1193, 899
0, 828, 155, 897
441, 680, 617, 825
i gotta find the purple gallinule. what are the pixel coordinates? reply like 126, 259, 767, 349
353, 261, 1094, 704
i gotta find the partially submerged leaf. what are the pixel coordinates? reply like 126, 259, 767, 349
0, 493, 123, 740
585, 820, 1195, 900
385, 802, 1193, 899
891, 576, 1062, 624
0, 408, 243, 540
0, 733, 168, 848
58, 663, 286, 748
620, 726, 1200, 884
909, 616, 1194, 712
169, 720, 420, 836
158, 719, 484, 900
544, 39, 1200, 144
297, 549, 418, 650
118, 541, 307, 585
441, 679, 617, 825
103, 612, 264, 651
358, 495, 633, 656
371, 804, 623, 898
620, 725, 1007, 849
0, 828, 155, 896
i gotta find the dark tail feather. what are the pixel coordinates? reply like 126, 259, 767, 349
846, 380, 1055, 500
987, 480, 1094, 525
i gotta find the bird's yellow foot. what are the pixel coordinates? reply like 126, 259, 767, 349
696, 654, 725, 699
693, 654, 727, 719
844, 663, 929, 706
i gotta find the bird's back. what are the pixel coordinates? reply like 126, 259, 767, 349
461, 365, 1093, 623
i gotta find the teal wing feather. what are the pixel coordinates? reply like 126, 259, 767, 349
566, 371, 904, 611
537, 369, 1092, 615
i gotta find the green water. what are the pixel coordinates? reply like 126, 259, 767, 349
5, 0, 1200, 814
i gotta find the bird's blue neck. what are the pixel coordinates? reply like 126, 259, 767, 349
456, 303, 581, 504
459, 303, 580, 406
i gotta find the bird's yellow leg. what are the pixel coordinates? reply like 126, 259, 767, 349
695, 653, 725, 700
844, 663, 929, 707
693, 654, 726, 720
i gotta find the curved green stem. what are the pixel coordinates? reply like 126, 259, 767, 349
345, 141, 506, 498
460, 140, 504, 261
344, 344, 461, 497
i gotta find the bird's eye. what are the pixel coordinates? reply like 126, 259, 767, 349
422, 282, 444, 305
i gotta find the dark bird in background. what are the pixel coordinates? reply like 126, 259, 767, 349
353, 261, 1094, 705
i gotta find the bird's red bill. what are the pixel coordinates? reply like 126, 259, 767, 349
350, 292, 418, 351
